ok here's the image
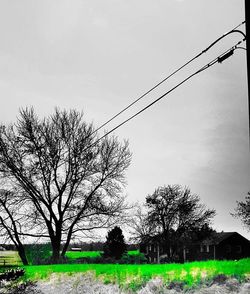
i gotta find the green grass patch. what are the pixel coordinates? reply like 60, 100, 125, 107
0, 250, 143, 267
65, 250, 142, 260
21, 258, 250, 290
66, 251, 102, 259
0, 251, 22, 267
127, 250, 140, 256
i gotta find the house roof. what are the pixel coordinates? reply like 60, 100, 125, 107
201, 232, 249, 245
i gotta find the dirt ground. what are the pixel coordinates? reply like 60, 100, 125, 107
1, 274, 250, 294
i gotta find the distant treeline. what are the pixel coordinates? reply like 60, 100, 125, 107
1, 242, 138, 252
0, 244, 16, 250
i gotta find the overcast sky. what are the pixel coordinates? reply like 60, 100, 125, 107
0, 0, 249, 239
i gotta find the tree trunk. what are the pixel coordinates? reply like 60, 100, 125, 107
50, 223, 63, 263
61, 229, 73, 257
51, 235, 62, 263
17, 244, 29, 265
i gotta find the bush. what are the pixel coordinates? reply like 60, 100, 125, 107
73, 251, 147, 264
3, 281, 36, 294
0, 268, 25, 281
103, 226, 127, 260
120, 252, 147, 264
24, 243, 51, 265
75, 256, 116, 264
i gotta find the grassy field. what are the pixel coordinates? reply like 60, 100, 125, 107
0, 251, 22, 267
1, 250, 142, 266
65, 250, 141, 260
21, 258, 250, 289
1, 251, 250, 290
66, 250, 102, 259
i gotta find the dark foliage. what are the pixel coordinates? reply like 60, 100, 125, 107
24, 243, 52, 265
167, 281, 185, 291
1, 281, 39, 294
74, 253, 147, 264
212, 274, 228, 285
0, 268, 25, 281
119, 252, 147, 264
103, 226, 127, 260
144, 185, 216, 261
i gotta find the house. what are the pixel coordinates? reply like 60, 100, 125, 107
141, 231, 250, 263
140, 241, 159, 264
194, 232, 250, 261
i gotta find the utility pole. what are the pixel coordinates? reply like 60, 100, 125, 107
245, 0, 250, 145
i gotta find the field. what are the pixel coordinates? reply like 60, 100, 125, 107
1, 250, 142, 266
21, 258, 250, 289
65, 250, 102, 260
1, 251, 250, 290
65, 250, 140, 260
0, 250, 22, 266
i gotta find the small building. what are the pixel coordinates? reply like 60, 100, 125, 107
141, 231, 250, 263
71, 247, 82, 251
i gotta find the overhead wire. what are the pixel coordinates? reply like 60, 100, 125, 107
236, 46, 247, 51
87, 38, 246, 150
91, 20, 246, 136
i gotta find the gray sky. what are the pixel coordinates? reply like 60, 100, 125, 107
0, 0, 249, 239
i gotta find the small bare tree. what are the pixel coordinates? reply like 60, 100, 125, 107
0, 189, 29, 265
129, 205, 155, 243
0, 108, 131, 262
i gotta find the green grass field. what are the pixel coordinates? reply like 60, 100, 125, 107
65, 250, 102, 259
1, 250, 142, 266
21, 258, 250, 289
1, 251, 250, 290
65, 250, 141, 260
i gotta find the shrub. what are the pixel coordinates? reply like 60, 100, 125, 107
103, 226, 127, 260
75, 256, 116, 264
73, 251, 147, 264
4, 281, 35, 294
120, 252, 147, 264
24, 243, 51, 265
0, 268, 25, 281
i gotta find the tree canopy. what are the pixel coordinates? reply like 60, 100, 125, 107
103, 226, 127, 260
233, 192, 250, 231
0, 108, 131, 262
134, 185, 216, 261
146, 185, 215, 234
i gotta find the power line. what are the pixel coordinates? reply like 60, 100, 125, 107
88, 38, 245, 150
92, 21, 246, 136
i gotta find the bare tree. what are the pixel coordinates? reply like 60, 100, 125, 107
128, 205, 155, 243
232, 192, 250, 231
145, 185, 216, 260
0, 108, 131, 262
0, 189, 29, 265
